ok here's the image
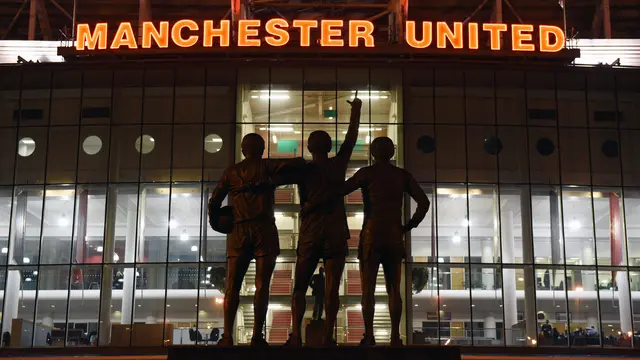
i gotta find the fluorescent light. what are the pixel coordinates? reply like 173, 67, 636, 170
252, 95, 290, 100
207, 266, 212, 271
518, 277, 524, 281
25, 278, 32, 282
23, 257, 30, 263
33, 271, 38, 275
438, 257, 444, 263
1, 247, 7, 254
341, 128, 383, 134
206, 274, 211, 279
272, 135, 278, 144
452, 232, 461, 244
191, 245, 198, 252
206, 138, 223, 143
258, 127, 294, 132
97, 246, 103, 252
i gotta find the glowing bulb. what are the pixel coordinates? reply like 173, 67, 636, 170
1, 247, 7, 254
451, 232, 461, 244
58, 216, 69, 227
23, 257, 30, 263
569, 219, 581, 230
191, 245, 198, 252
215, 298, 223, 304
97, 246, 103, 252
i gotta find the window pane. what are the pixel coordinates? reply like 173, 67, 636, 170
34, 265, 70, 347
41, 186, 76, 264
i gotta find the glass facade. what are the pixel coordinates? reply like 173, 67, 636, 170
0, 63, 639, 348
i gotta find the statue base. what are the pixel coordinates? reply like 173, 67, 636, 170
168, 345, 461, 360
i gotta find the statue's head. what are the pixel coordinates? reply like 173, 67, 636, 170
241, 133, 265, 158
307, 130, 332, 154
371, 136, 395, 162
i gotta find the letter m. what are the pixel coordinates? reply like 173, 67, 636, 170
76, 24, 108, 50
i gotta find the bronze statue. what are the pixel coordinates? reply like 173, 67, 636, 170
302, 136, 429, 346
208, 133, 304, 347
346, 137, 429, 346
283, 95, 362, 347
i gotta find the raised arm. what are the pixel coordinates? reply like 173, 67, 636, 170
403, 172, 430, 233
335, 94, 362, 167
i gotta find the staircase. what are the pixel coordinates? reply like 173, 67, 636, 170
243, 262, 256, 295
268, 310, 291, 344
346, 270, 361, 295
270, 268, 293, 295
240, 305, 254, 343
346, 310, 364, 343
348, 230, 359, 249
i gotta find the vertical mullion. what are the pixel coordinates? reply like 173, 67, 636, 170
30, 70, 55, 348
432, 67, 441, 345
553, 71, 572, 347
95, 69, 117, 348
196, 67, 208, 337
462, 71, 474, 345
63, 68, 86, 347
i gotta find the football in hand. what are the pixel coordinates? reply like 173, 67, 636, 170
211, 205, 234, 234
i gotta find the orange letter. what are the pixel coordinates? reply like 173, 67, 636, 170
265, 18, 289, 46
405, 21, 433, 48
512, 24, 535, 51
76, 23, 107, 50
111, 22, 137, 49
171, 19, 199, 47
292, 20, 318, 46
540, 25, 565, 52
203, 20, 230, 47
436, 22, 463, 49
482, 23, 507, 50
468, 22, 479, 49
349, 20, 374, 47
142, 21, 169, 48
321, 20, 344, 47
238, 19, 261, 46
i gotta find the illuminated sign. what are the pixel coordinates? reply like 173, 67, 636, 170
75, 19, 565, 53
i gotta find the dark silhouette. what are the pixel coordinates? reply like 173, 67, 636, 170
310, 267, 325, 320
283, 94, 362, 347
345, 137, 429, 346
208, 133, 304, 347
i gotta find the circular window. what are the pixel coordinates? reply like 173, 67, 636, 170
416, 135, 436, 154
483, 136, 503, 155
17, 137, 36, 157
204, 134, 223, 154
82, 136, 103, 155
536, 138, 555, 156
135, 135, 155, 154
601, 140, 619, 158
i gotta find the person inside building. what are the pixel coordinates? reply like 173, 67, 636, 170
208, 133, 305, 347
281, 94, 362, 347
310, 267, 325, 320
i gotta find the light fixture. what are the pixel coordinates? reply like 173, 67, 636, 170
452, 232, 461, 244
169, 219, 178, 229
25, 278, 32, 282
97, 246, 103, 252
23, 257, 30, 263
272, 135, 278, 144
180, 230, 189, 241
471, 304, 475, 307
518, 278, 524, 282
113, 253, 120, 262
442, 304, 447, 307
365, 135, 371, 143
207, 266, 212, 271
258, 127, 294, 132
444, 339, 451, 346
191, 245, 198, 252
215, 298, 224, 304
33, 271, 38, 275
166, 304, 171, 307
569, 218, 581, 230
206, 274, 211, 279
137, 304, 141, 307
58, 215, 69, 227
438, 257, 444, 263
414, 304, 419, 307
341, 128, 383, 134
575, 286, 584, 292
1, 247, 7, 254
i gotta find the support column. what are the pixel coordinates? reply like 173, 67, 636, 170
28, 0, 37, 40
602, 0, 611, 39
98, 186, 118, 346
2, 192, 27, 340
120, 202, 137, 325
484, 315, 496, 340
482, 239, 494, 290
519, 189, 538, 345
501, 210, 517, 346
581, 240, 595, 291
617, 272, 632, 334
